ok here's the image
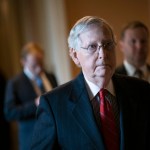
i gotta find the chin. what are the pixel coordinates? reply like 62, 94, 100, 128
96, 69, 113, 77
95, 71, 106, 77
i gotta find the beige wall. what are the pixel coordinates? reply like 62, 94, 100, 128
18, 0, 71, 84
0, 1, 22, 78
1, 0, 150, 79
65, 0, 150, 77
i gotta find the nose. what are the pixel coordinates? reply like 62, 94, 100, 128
136, 41, 143, 50
98, 47, 106, 59
98, 44, 104, 50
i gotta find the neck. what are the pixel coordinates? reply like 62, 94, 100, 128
88, 76, 111, 89
127, 60, 146, 69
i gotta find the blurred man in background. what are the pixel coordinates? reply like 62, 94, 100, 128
4, 42, 58, 150
115, 21, 150, 82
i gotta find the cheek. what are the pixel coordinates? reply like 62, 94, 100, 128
34, 66, 42, 74
122, 44, 131, 53
85, 56, 98, 73
111, 52, 116, 68
27, 64, 34, 72
77, 53, 96, 71
127, 45, 134, 53
29, 65, 42, 75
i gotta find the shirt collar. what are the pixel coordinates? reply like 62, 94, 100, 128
24, 67, 35, 80
124, 60, 147, 76
84, 75, 115, 101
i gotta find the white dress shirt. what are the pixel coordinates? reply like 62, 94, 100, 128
83, 75, 115, 101
24, 67, 52, 96
124, 60, 150, 83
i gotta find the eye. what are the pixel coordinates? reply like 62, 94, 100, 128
88, 44, 97, 51
104, 42, 115, 50
129, 39, 136, 45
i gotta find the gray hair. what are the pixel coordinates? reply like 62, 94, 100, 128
68, 16, 115, 50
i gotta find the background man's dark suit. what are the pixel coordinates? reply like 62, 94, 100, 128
4, 71, 58, 150
115, 64, 150, 76
0, 71, 11, 149
31, 72, 150, 150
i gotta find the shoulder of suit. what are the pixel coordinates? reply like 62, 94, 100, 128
44, 79, 73, 97
7, 72, 29, 84
43, 72, 85, 98
115, 64, 127, 74
147, 64, 150, 71
113, 73, 150, 88
113, 74, 150, 100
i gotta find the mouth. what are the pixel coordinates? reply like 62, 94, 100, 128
94, 63, 111, 71
97, 63, 110, 67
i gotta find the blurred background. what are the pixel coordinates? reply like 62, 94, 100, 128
0, 0, 150, 149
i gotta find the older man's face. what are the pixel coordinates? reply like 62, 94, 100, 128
71, 24, 116, 84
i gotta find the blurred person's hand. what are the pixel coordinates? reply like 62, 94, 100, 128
35, 96, 40, 106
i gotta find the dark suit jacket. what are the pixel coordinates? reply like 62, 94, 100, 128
0, 72, 11, 149
115, 64, 150, 76
31, 72, 150, 150
4, 71, 58, 150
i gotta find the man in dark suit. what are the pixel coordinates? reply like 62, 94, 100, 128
4, 42, 58, 150
31, 16, 150, 150
0, 71, 11, 149
115, 21, 150, 82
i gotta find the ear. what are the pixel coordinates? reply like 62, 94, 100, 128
69, 48, 81, 67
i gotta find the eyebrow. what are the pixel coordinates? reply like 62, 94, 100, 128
87, 39, 114, 44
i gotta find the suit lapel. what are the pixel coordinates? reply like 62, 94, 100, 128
117, 90, 136, 150
22, 73, 37, 95
115, 87, 126, 150
69, 73, 105, 150
113, 74, 138, 150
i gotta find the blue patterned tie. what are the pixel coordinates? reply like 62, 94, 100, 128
35, 76, 45, 93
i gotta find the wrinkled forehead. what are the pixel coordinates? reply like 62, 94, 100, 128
79, 23, 114, 40
78, 23, 114, 42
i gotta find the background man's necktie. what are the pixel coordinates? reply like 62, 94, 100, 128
35, 76, 45, 93
99, 89, 119, 150
134, 69, 143, 79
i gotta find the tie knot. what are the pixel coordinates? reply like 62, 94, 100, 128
99, 88, 107, 100
99, 89, 114, 105
35, 76, 43, 87
134, 69, 143, 79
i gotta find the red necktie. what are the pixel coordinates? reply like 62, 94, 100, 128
99, 89, 119, 150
